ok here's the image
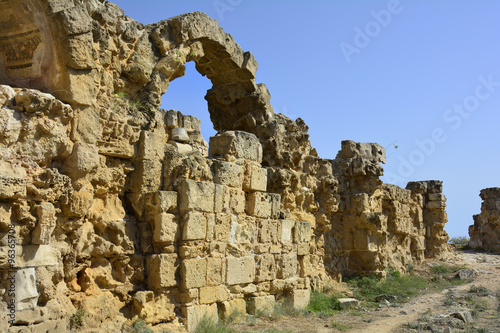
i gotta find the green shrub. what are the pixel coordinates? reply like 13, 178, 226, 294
195, 316, 236, 333
307, 291, 340, 315
348, 271, 428, 304
123, 319, 154, 333
431, 264, 453, 274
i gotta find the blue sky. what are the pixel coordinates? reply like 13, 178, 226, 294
113, 0, 500, 238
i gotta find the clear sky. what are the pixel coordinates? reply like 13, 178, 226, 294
113, 0, 500, 239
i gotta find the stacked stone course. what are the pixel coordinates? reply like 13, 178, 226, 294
469, 188, 500, 253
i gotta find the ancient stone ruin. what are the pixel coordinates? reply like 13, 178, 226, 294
0, 1, 450, 331
469, 188, 500, 253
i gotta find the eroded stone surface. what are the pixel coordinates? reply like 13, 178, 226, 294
469, 187, 500, 253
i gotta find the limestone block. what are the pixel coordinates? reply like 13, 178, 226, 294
209, 131, 262, 163
153, 212, 178, 244
216, 285, 230, 302
428, 193, 445, 201
155, 191, 178, 212
338, 298, 359, 310
247, 295, 275, 315
178, 179, 215, 212
15, 245, 61, 268
280, 252, 298, 279
165, 110, 180, 128
213, 213, 233, 242
292, 289, 311, 309
427, 200, 446, 209
214, 184, 228, 213
299, 255, 313, 277
32, 202, 57, 245
279, 220, 295, 244
130, 159, 163, 193
199, 286, 217, 304
226, 256, 255, 285
133, 291, 176, 324
171, 141, 193, 154
147, 254, 178, 289
10, 268, 39, 311
207, 257, 223, 286
243, 163, 267, 192
0, 175, 26, 199
390, 217, 412, 235
228, 188, 245, 214
213, 160, 243, 188
259, 219, 278, 244
219, 298, 247, 320
255, 254, 277, 282
297, 243, 310, 256
293, 221, 312, 243
183, 211, 207, 240
181, 258, 207, 289
182, 303, 218, 333
246, 192, 272, 218
63, 142, 100, 178
230, 215, 256, 244
138, 130, 166, 160
172, 127, 190, 142
269, 193, 281, 219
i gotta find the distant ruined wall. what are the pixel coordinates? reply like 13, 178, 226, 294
469, 187, 500, 253
0, 1, 450, 332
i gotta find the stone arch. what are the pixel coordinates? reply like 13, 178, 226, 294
142, 12, 275, 134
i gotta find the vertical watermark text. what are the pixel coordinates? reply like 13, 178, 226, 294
7, 222, 16, 324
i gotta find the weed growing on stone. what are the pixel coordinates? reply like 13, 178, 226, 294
123, 319, 154, 333
70, 309, 86, 329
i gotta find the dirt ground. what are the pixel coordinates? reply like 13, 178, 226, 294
225, 250, 500, 333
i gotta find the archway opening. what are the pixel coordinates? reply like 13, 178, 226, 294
160, 61, 216, 145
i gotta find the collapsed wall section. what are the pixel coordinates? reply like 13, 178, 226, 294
469, 187, 500, 253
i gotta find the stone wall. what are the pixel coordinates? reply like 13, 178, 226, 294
469, 188, 500, 253
0, 1, 450, 332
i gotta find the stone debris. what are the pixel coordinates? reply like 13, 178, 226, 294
469, 187, 500, 253
0, 1, 454, 332
338, 298, 359, 310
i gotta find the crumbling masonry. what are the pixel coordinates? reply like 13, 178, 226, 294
0, 1, 450, 331
469, 188, 500, 253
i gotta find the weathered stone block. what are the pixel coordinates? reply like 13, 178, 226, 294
243, 163, 267, 192
213, 213, 233, 242
206, 258, 224, 286
10, 268, 38, 311
292, 289, 310, 309
64, 142, 100, 178
130, 159, 163, 193
147, 254, 178, 289
0, 175, 26, 199
138, 130, 166, 160
279, 220, 295, 244
294, 221, 312, 243
427, 200, 446, 209
269, 193, 281, 219
199, 286, 217, 304
178, 179, 215, 212
32, 202, 56, 245
209, 131, 262, 163
255, 254, 277, 282
181, 258, 207, 289
183, 211, 207, 240
338, 298, 359, 310
182, 303, 218, 333
226, 256, 255, 285
213, 160, 243, 188
247, 295, 275, 315
259, 219, 278, 244
219, 298, 246, 321
214, 184, 227, 213
246, 192, 272, 218
153, 212, 178, 244
297, 243, 310, 256
227, 188, 245, 214
280, 252, 298, 279
155, 191, 178, 212
230, 215, 256, 244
